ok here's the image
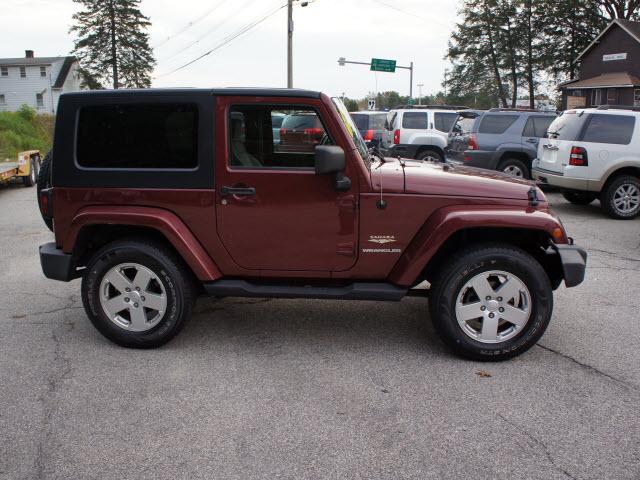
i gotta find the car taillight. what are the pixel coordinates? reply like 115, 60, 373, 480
393, 129, 400, 145
304, 127, 323, 136
39, 192, 50, 216
279, 127, 286, 136
363, 129, 374, 141
468, 133, 478, 150
569, 146, 588, 166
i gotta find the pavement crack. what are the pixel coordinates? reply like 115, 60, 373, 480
588, 248, 640, 263
497, 413, 577, 480
536, 344, 634, 389
35, 322, 75, 479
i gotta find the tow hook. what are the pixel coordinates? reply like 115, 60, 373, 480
528, 187, 539, 207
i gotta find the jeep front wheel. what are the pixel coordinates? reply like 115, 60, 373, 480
429, 245, 552, 361
416, 149, 443, 162
81, 240, 195, 348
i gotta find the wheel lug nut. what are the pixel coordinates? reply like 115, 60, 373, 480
488, 313, 495, 318
497, 297, 502, 302
125, 288, 131, 292
135, 287, 140, 291
134, 303, 139, 308
499, 307, 504, 313
141, 296, 145, 301
481, 306, 486, 311
124, 297, 130, 302
485, 296, 491, 301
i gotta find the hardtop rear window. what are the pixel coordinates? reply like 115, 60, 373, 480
478, 115, 518, 134
76, 103, 198, 169
350, 114, 369, 130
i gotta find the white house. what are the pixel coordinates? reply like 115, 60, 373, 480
0, 50, 82, 114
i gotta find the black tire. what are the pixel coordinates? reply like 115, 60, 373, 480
416, 149, 443, 162
497, 158, 530, 179
600, 175, 640, 220
36, 150, 53, 231
562, 191, 597, 205
429, 244, 553, 361
81, 239, 195, 348
22, 156, 38, 187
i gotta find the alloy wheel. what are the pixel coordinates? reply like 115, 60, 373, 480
613, 183, 640, 215
99, 263, 167, 332
455, 270, 532, 344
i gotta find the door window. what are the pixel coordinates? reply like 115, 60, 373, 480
229, 106, 331, 169
524, 116, 555, 137
434, 112, 458, 132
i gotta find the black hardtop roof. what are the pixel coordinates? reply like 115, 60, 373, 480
61, 87, 322, 99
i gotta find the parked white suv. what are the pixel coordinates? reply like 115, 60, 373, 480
381, 106, 467, 162
532, 106, 640, 219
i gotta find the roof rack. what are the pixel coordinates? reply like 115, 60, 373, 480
488, 107, 541, 112
596, 105, 640, 111
399, 105, 470, 110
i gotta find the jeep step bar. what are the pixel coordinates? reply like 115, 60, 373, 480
203, 280, 408, 301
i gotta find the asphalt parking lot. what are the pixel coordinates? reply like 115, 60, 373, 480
0, 184, 638, 480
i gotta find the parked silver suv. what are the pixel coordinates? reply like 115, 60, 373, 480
381, 106, 467, 161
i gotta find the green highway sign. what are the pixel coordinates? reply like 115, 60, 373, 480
370, 58, 396, 73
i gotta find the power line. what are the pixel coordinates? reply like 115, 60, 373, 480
368, 0, 452, 29
153, 0, 232, 48
157, 0, 256, 65
155, 3, 287, 79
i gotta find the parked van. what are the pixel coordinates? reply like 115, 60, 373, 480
532, 106, 640, 219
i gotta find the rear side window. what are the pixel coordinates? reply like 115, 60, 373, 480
402, 112, 428, 129
478, 115, 518, 134
77, 104, 198, 169
452, 116, 476, 134
523, 116, 556, 137
434, 112, 458, 132
350, 114, 368, 130
581, 114, 635, 145
385, 111, 397, 130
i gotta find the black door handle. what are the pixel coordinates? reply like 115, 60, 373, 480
220, 185, 256, 196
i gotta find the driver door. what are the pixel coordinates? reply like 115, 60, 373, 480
214, 97, 358, 272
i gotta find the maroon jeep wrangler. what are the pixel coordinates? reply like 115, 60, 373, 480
37, 89, 586, 361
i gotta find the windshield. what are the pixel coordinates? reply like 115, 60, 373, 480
547, 111, 585, 140
332, 97, 370, 166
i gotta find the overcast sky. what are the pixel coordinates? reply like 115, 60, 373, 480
0, 0, 459, 98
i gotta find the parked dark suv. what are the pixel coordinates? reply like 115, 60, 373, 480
37, 88, 585, 361
446, 109, 557, 179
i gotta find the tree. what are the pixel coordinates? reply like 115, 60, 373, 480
598, 0, 640, 18
71, 0, 155, 89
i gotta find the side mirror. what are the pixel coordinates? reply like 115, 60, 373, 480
315, 145, 345, 174
314, 145, 351, 191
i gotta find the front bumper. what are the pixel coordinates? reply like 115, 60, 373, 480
554, 243, 587, 288
39, 242, 81, 282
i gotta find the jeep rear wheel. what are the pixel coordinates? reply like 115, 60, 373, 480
429, 245, 552, 361
82, 240, 195, 348
601, 175, 640, 219
36, 150, 53, 231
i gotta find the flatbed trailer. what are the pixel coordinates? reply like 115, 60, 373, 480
0, 150, 41, 187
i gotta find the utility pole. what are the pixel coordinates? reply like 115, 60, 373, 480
417, 83, 424, 105
287, 0, 293, 88
409, 61, 413, 99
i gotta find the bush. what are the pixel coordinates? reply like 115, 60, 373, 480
17, 104, 36, 122
0, 110, 53, 160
